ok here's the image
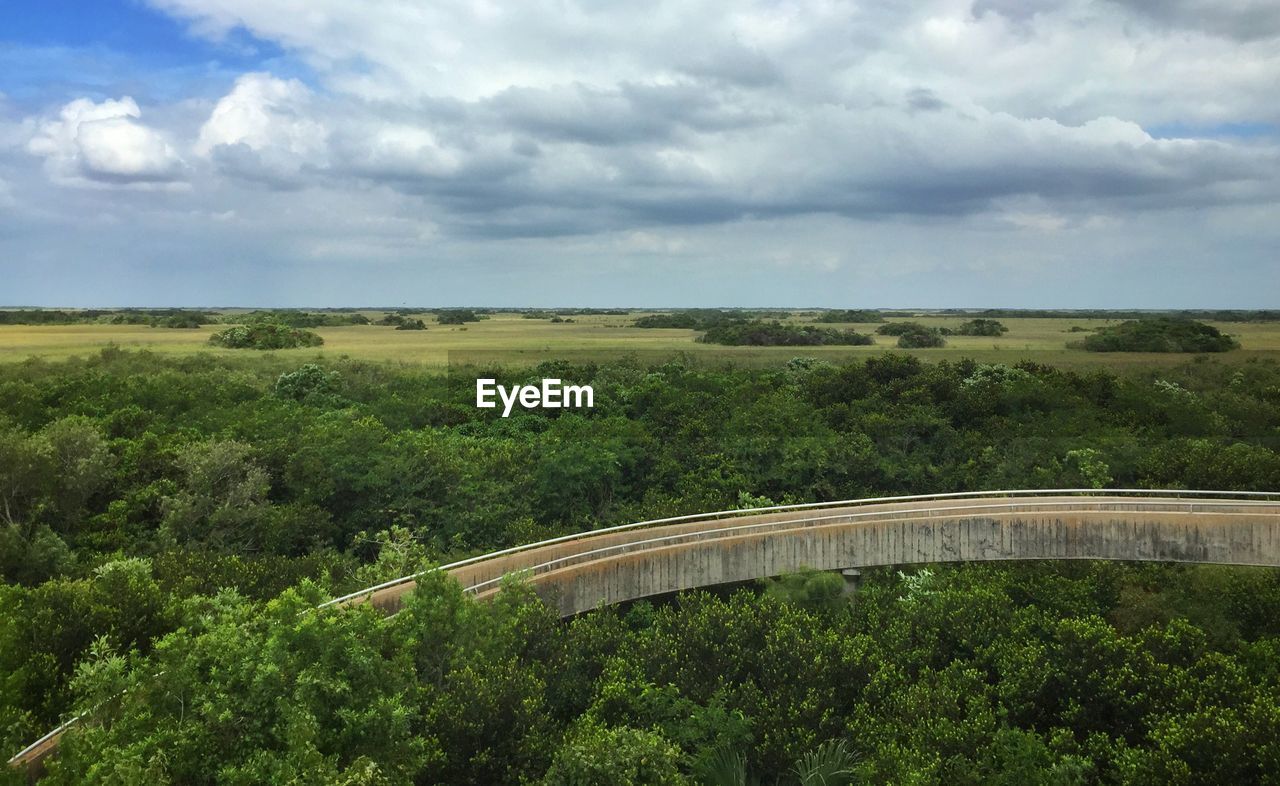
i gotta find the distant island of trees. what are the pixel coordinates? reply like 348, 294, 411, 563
699, 320, 873, 347
1081, 318, 1239, 353
209, 324, 325, 350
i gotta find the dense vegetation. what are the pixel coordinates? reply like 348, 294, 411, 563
32, 562, 1280, 784
954, 319, 1009, 336
700, 321, 874, 347
875, 321, 930, 336
3, 348, 1280, 782
437, 310, 484, 325
814, 310, 884, 323
395, 319, 428, 331
1082, 319, 1239, 353
153, 314, 203, 329
208, 324, 325, 350
633, 311, 786, 330
965, 309, 1280, 323
897, 328, 947, 348
377, 313, 416, 327
0, 309, 217, 326
239, 310, 370, 328
876, 322, 948, 348
633, 311, 747, 330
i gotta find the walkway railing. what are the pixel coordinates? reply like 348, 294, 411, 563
322, 488, 1280, 608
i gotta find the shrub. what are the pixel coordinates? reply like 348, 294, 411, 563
815, 309, 884, 323
897, 328, 946, 348
954, 318, 1009, 336
153, 314, 203, 329
238, 310, 368, 327
395, 319, 427, 330
436, 310, 481, 325
1082, 319, 1238, 353
633, 310, 741, 330
208, 324, 324, 350
700, 320, 873, 346
274, 364, 342, 402
876, 321, 930, 336
542, 723, 687, 786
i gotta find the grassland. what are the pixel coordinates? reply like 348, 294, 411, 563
1, 312, 1278, 370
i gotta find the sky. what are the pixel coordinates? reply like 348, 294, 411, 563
0, 0, 1277, 308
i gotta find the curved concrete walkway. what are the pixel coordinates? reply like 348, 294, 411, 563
12, 489, 1280, 778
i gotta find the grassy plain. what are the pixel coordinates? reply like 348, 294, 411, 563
1, 312, 1278, 370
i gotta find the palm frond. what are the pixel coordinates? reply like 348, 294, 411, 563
792, 739, 860, 786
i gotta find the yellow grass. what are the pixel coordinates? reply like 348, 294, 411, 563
0, 313, 1277, 370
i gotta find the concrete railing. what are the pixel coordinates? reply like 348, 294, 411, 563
11, 489, 1280, 778
322, 489, 1280, 616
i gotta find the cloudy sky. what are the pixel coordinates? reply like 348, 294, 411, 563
1, 0, 1277, 307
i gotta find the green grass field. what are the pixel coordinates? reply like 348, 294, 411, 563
2, 312, 1278, 370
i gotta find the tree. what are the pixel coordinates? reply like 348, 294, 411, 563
437, 310, 481, 325
1082, 319, 1238, 353
541, 723, 688, 786
0, 423, 51, 530
209, 324, 324, 349
700, 321, 873, 347
274, 364, 344, 404
897, 328, 945, 348
160, 440, 271, 550
815, 310, 884, 324
954, 319, 1009, 337
875, 322, 929, 336
1063, 448, 1113, 489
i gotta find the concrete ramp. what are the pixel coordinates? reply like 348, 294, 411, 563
330, 491, 1280, 618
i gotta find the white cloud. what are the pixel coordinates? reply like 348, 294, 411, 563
122, 0, 1275, 231
4, 0, 1278, 307
196, 73, 327, 185
143, 0, 1280, 123
26, 97, 185, 186
196, 73, 325, 156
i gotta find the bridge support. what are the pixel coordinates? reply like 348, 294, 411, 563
839, 568, 863, 597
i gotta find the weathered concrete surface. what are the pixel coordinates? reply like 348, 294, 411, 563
11, 493, 1280, 778
468, 500, 1280, 616
352, 495, 1280, 617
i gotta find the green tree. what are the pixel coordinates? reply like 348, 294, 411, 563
541, 722, 688, 786
274, 364, 344, 404
38, 417, 114, 530
160, 440, 271, 550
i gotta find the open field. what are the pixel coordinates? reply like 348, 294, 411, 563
2, 312, 1279, 370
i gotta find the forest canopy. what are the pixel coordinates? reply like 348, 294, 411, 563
2, 349, 1280, 782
